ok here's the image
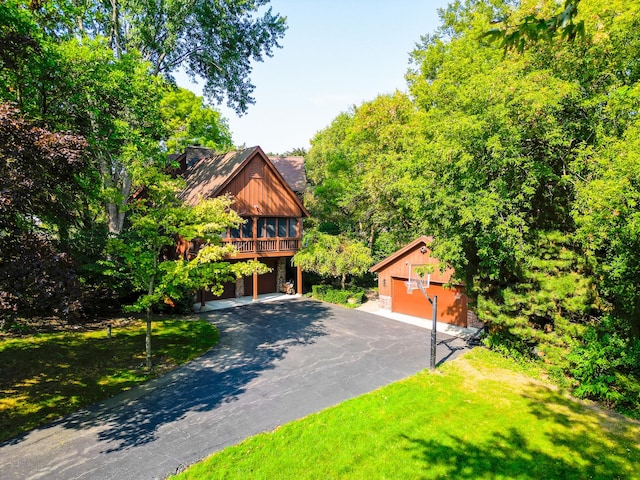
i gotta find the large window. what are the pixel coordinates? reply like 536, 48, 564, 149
258, 217, 277, 238
286, 218, 298, 237
257, 217, 298, 238
227, 217, 253, 239
242, 217, 253, 238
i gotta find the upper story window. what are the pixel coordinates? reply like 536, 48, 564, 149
226, 217, 253, 239
258, 217, 277, 238
257, 217, 298, 238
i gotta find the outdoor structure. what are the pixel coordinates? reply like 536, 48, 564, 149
370, 236, 475, 327
177, 146, 309, 301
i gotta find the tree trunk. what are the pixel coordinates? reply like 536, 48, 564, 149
88, 108, 132, 236
99, 152, 133, 236
368, 224, 375, 250
109, 0, 122, 59
341, 273, 346, 290
146, 306, 152, 370
146, 264, 156, 370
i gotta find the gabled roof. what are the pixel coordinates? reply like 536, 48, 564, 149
178, 147, 256, 205
178, 145, 309, 217
369, 236, 434, 273
268, 155, 307, 193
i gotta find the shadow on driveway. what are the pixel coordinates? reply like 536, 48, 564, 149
59, 300, 332, 452
0, 298, 470, 479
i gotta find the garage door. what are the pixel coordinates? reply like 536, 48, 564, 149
391, 278, 467, 327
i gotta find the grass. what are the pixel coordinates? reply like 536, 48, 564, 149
0, 317, 218, 443
172, 348, 640, 480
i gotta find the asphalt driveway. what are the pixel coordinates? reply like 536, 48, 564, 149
0, 298, 469, 480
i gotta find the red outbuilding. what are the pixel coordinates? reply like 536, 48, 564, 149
369, 236, 477, 328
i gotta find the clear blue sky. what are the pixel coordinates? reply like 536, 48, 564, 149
178, 0, 451, 154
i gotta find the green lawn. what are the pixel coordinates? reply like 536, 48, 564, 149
173, 348, 640, 480
0, 317, 218, 443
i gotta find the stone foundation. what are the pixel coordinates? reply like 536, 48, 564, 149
379, 294, 392, 311
276, 257, 287, 292
467, 310, 484, 329
235, 277, 245, 298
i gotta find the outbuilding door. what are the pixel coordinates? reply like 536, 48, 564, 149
391, 277, 467, 327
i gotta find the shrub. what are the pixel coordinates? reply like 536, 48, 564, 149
310, 285, 365, 308
567, 317, 640, 418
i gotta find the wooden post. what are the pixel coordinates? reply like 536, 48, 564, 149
253, 256, 259, 301
253, 215, 258, 254
296, 264, 302, 295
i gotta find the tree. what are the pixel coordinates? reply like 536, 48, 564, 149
51, 39, 170, 235
0, 3, 170, 236
3, 0, 286, 237
306, 0, 640, 414
305, 92, 423, 259
160, 87, 233, 154
0, 102, 87, 321
29, 0, 287, 114
104, 172, 269, 368
292, 231, 372, 290
282, 147, 307, 156
482, 0, 584, 53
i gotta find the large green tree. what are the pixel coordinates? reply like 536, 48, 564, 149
160, 87, 233, 154
305, 92, 424, 259
31, 0, 287, 113
307, 0, 640, 414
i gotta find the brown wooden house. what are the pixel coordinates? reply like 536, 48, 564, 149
177, 146, 309, 301
369, 236, 473, 327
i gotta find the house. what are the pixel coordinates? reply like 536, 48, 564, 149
176, 146, 309, 302
369, 236, 476, 327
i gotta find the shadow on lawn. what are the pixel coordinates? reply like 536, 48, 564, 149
0, 320, 216, 446
56, 299, 330, 453
401, 383, 640, 479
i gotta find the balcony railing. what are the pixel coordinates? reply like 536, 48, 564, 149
223, 237, 299, 254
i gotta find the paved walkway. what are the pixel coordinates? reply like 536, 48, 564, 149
0, 298, 469, 480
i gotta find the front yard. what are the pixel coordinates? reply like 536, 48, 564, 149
173, 348, 640, 480
0, 317, 218, 443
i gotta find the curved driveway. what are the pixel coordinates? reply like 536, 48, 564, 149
0, 298, 469, 479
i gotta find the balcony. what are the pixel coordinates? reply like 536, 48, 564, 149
222, 237, 300, 255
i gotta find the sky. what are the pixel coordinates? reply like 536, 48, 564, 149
177, 0, 452, 154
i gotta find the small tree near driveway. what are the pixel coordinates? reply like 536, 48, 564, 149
293, 231, 372, 290
104, 170, 269, 369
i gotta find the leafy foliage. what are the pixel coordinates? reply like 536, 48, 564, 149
160, 87, 233, 154
293, 231, 373, 290
0, 103, 88, 322
309, 285, 366, 308
482, 0, 585, 53
27, 0, 287, 113
306, 0, 640, 414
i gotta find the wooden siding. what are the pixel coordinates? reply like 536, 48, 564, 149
374, 244, 455, 299
221, 157, 304, 217
372, 238, 468, 327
